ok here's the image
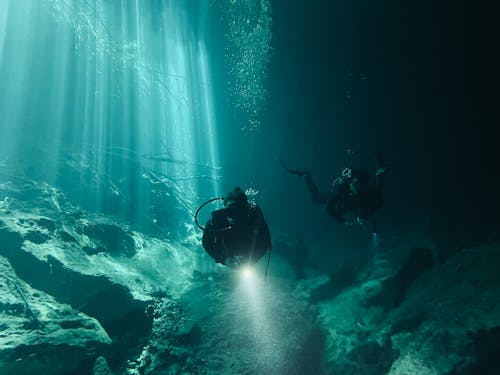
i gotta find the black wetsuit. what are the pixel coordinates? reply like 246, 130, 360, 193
202, 204, 271, 265
305, 169, 383, 222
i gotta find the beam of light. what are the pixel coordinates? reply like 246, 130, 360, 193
197, 40, 220, 198
240, 265, 254, 280
221, 265, 318, 373
236, 269, 271, 343
0, 0, 36, 161
231, 268, 287, 370
0, 1, 9, 74
0, 1, 222, 240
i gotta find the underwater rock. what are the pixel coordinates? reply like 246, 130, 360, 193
176, 324, 202, 347
0, 240, 152, 371
93, 356, 114, 375
317, 241, 500, 374
344, 339, 398, 375
389, 312, 427, 335
0, 256, 110, 375
309, 263, 362, 303
366, 247, 434, 309
0, 189, 199, 373
0, 199, 199, 300
125, 298, 186, 374
0, 222, 24, 250
83, 223, 136, 258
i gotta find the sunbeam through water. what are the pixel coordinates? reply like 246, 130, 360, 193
0, 0, 224, 234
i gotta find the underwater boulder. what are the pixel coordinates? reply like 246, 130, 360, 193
0, 256, 111, 375
83, 223, 136, 258
366, 247, 434, 309
345, 339, 398, 375
93, 356, 114, 375
308, 263, 362, 303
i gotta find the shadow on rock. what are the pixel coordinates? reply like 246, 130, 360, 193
366, 247, 434, 309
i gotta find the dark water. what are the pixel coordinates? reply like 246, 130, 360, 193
260, 0, 500, 249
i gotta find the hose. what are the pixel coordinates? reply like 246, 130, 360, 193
194, 197, 223, 231
264, 246, 272, 284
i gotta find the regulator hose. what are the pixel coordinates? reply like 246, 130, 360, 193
194, 197, 223, 231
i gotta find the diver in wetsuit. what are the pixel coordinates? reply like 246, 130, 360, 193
198, 187, 271, 267
281, 153, 386, 228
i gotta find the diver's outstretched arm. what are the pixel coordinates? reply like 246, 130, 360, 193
304, 174, 329, 204
280, 159, 329, 204
279, 159, 310, 177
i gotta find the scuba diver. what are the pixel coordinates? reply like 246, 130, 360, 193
280, 153, 386, 231
195, 187, 271, 269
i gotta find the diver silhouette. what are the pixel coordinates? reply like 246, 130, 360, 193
281, 153, 386, 231
195, 187, 272, 268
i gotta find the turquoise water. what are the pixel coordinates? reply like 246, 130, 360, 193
0, 0, 272, 230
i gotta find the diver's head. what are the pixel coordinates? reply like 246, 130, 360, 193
341, 167, 353, 180
224, 187, 248, 207
223, 187, 249, 221
332, 168, 353, 190
336, 168, 360, 195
